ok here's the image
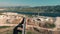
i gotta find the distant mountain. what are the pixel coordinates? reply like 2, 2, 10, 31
0, 5, 60, 13
0, 6, 30, 8
18, 5, 60, 13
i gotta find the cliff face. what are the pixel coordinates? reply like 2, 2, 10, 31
23, 18, 55, 34
25, 17, 60, 34
0, 12, 23, 24
55, 17, 60, 28
26, 17, 56, 29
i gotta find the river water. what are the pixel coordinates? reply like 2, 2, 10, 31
3, 11, 60, 17
16, 12, 60, 17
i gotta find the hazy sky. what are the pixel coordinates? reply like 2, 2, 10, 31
0, 0, 60, 7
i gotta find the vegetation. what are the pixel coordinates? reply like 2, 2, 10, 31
44, 23, 56, 28
27, 31, 32, 34
18, 32, 22, 34
0, 26, 10, 29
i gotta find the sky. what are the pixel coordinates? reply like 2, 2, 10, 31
0, 0, 60, 7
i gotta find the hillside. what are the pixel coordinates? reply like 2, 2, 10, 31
0, 5, 60, 13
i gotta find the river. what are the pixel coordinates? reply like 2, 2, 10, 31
2, 11, 60, 17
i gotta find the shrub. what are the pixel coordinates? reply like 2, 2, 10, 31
44, 23, 56, 28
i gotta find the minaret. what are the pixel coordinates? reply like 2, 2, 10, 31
38, 12, 39, 17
